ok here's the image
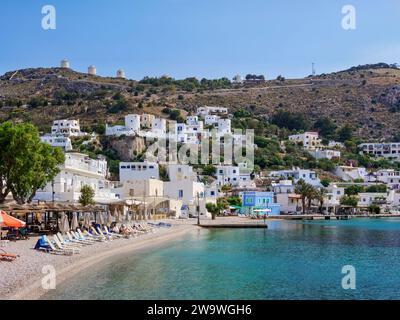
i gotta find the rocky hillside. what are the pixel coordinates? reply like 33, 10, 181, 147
1, 64, 400, 140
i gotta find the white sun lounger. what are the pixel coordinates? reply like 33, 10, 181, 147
52, 235, 81, 254
78, 229, 105, 242
42, 236, 73, 256
57, 233, 84, 247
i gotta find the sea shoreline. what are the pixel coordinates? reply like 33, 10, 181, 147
1, 221, 198, 300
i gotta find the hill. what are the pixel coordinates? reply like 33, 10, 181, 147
1, 63, 400, 140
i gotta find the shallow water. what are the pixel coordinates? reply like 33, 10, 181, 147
43, 218, 400, 300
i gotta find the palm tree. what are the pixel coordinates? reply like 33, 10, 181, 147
306, 186, 318, 214
295, 179, 313, 215
315, 188, 327, 214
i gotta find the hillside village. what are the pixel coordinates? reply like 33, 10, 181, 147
2, 62, 400, 218
31, 104, 400, 218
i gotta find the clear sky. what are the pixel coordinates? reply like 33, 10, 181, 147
1, 0, 400, 80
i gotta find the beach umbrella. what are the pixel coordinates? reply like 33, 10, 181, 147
83, 212, 91, 229
0, 210, 26, 228
59, 212, 70, 233
114, 207, 120, 223
71, 212, 79, 231
98, 212, 105, 225
125, 210, 131, 223
107, 211, 113, 226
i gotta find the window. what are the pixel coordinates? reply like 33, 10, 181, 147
178, 190, 184, 198
121, 166, 127, 169
210, 191, 215, 196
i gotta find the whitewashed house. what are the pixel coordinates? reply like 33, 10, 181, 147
51, 119, 86, 137
334, 166, 368, 182
164, 179, 211, 217
289, 132, 322, 150
215, 165, 253, 187
358, 192, 388, 208
40, 135, 73, 151
323, 184, 345, 213
205, 115, 220, 126
167, 164, 197, 182
359, 143, 400, 160
105, 114, 141, 137
308, 149, 341, 160
269, 168, 322, 187
34, 153, 118, 204
272, 180, 300, 213
151, 118, 167, 134
119, 161, 159, 182
375, 169, 400, 188
196, 106, 228, 117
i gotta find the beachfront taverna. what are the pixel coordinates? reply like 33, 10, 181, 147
240, 191, 281, 216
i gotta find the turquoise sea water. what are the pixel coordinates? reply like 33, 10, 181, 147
44, 218, 400, 300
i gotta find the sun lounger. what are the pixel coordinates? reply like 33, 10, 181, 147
57, 233, 85, 247
103, 226, 124, 238
0, 249, 19, 261
78, 229, 105, 242
52, 235, 80, 254
69, 231, 95, 244
96, 227, 114, 240
42, 235, 73, 255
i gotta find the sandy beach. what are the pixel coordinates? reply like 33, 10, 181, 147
0, 220, 198, 300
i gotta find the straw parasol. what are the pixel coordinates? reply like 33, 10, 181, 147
59, 212, 70, 233
107, 211, 113, 227
114, 207, 121, 223
83, 212, 91, 229
98, 212, 105, 225
71, 212, 79, 230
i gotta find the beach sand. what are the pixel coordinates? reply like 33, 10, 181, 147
0, 220, 198, 300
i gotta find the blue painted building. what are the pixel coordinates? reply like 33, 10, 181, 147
240, 191, 281, 216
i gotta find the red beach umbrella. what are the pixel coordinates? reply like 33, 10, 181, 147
0, 210, 26, 228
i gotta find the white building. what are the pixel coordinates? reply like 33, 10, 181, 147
167, 164, 197, 182
328, 141, 345, 149
197, 106, 229, 117
334, 166, 368, 182
105, 114, 141, 137
152, 118, 167, 134
119, 161, 159, 182
40, 134, 73, 151
164, 179, 210, 217
308, 149, 341, 160
51, 119, 86, 137
34, 153, 118, 204
216, 118, 232, 135
289, 132, 322, 150
205, 115, 220, 126
375, 169, 400, 189
232, 75, 243, 84
60, 59, 70, 69
116, 69, 126, 79
216, 165, 253, 188
272, 180, 300, 214
323, 184, 345, 213
269, 168, 321, 187
358, 192, 388, 208
88, 65, 97, 75
359, 143, 400, 160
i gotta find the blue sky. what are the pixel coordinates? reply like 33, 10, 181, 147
1, 0, 400, 80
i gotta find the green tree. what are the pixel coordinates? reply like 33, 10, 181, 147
202, 165, 216, 176
206, 198, 228, 220
0, 122, 65, 204
368, 204, 381, 215
79, 185, 95, 207
340, 195, 358, 207
337, 124, 353, 142
315, 188, 327, 214
313, 117, 337, 139
295, 179, 314, 214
